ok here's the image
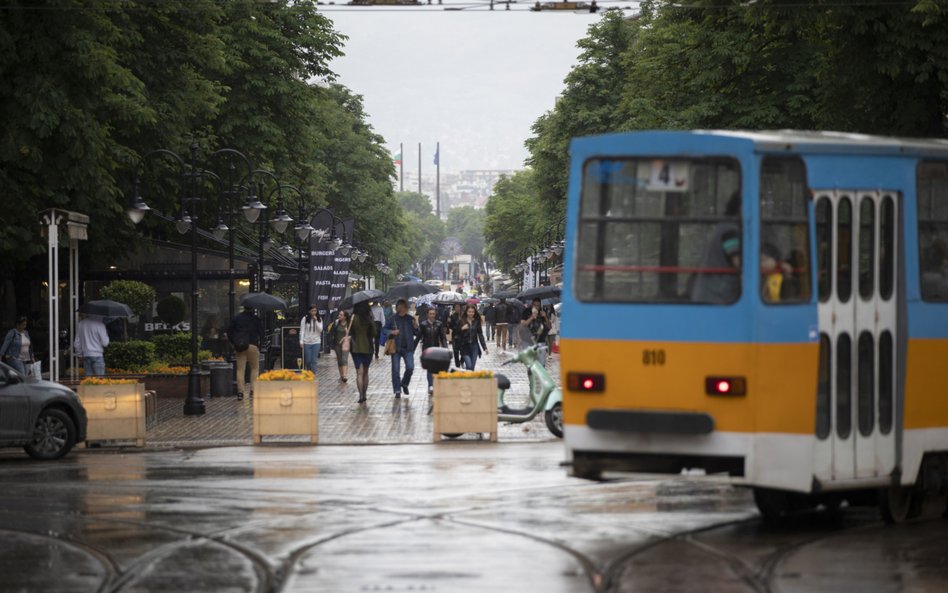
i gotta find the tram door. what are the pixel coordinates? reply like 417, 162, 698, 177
815, 191, 899, 482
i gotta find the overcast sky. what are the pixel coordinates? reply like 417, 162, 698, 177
326, 10, 601, 174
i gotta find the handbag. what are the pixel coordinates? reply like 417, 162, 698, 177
28, 361, 41, 378
384, 330, 398, 356
340, 319, 353, 353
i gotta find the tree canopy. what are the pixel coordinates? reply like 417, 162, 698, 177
0, 0, 415, 277
522, 1, 948, 230
446, 206, 486, 258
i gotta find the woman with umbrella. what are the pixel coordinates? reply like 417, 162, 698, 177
327, 310, 351, 383
349, 302, 377, 405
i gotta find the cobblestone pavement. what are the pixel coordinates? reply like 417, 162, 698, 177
145, 345, 560, 447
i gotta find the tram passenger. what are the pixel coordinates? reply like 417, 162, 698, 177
691, 229, 741, 303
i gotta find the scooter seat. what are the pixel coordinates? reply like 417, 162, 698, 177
495, 373, 511, 390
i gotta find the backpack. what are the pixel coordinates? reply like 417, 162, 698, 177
232, 332, 250, 353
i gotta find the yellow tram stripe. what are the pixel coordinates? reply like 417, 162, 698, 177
559, 339, 818, 434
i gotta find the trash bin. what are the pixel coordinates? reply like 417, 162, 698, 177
209, 362, 234, 398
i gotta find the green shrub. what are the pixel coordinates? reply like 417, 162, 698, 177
152, 333, 191, 365
104, 340, 155, 372
156, 295, 186, 326
152, 333, 214, 365
101, 280, 155, 318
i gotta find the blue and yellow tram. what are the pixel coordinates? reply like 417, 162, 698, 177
560, 131, 948, 520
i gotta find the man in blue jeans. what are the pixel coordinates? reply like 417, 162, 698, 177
384, 299, 419, 399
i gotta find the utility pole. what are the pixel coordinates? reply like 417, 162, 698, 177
399, 142, 404, 192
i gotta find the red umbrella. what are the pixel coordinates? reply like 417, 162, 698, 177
466, 297, 480, 305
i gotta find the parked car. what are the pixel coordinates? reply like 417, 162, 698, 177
0, 362, 87, 460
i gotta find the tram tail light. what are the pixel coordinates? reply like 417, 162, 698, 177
567, 372, 605, 393
705, 376, 746, 396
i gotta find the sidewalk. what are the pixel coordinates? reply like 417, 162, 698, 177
143, 345, 560, 448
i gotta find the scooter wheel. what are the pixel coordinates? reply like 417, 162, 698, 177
544, 402, 563, 438
441, 433, 463, 439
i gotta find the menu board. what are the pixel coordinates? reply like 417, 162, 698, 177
281, 325, 303, 370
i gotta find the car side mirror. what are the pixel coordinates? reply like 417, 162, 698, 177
3, 370, 22, 385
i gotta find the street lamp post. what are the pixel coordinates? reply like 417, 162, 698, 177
128, 144, 271, 416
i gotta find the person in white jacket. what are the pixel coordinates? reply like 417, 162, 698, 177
299, 305, 323, 376
74, 314, 109, 376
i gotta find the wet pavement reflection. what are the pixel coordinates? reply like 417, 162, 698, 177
0, 444, 945, 592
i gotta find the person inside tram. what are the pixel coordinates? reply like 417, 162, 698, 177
691, 194, 741, 304
760, 242, 792, 303
691, 228, 742, 304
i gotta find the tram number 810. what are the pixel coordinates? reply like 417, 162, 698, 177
642, 349, 666, 366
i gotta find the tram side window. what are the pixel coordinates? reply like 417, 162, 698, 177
917, 161, 948, 301
760, 157, 811, 304
576, 158, 742, 304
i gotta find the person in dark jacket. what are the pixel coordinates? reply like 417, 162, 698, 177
384, 299, 419, 398
228, 306, 264, 400
447, 303, 463, 367
414, 307, 447, 395
457, 304, 488, 370
494, 299, 509, 351
483, 303, 496, 342
506, 300, 520, 349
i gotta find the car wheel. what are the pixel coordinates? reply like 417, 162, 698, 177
24, 408, 76, 460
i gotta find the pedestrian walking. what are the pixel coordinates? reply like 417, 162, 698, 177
299, 305, 323, 377
328, 310, 351, 383
506, 300, 520, 349
74, 314, 109, 376
1, 316, 33, 375
484, 302, 496, 341
494, 299, 509, 351
521, 298, 551, 346
228, 305, 264, 400
384, 299, 419, 399
448, 303, 463, 367
371, 301, 385, 359
349, 302, 377, 404
414, 306, 446, 395
457, 304, 488, 370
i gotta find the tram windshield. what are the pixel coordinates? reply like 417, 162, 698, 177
576, 158, 742, 303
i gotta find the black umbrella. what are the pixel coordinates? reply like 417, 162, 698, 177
518, 285, 562, 302
240, 292, 287, 311
78, 299, 134, 318
337, 289, 386, 311
386, 282, 439, 301
431, 291, 468, 305
493, 290, 518, 300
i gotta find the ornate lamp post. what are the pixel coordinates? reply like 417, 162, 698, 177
128, 143, 258, 416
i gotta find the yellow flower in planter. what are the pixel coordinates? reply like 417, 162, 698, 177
435, 370, 494, 379
259, 370, 315, 382
80, 377, 139, 386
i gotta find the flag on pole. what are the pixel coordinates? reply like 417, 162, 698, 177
433, 145, 439, 166
393, 149, 402, 165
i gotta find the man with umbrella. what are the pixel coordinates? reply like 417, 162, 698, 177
228, 305, 264, 400
383, 299, 419, 399
74, 314, 110, 376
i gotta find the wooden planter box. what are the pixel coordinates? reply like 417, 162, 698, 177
433, 377, 497, 442
78, 382, 147, 447
144, 372, 209, 399
253, 380, 318, 444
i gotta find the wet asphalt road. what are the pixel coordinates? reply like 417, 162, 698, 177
0, 443, 945, 593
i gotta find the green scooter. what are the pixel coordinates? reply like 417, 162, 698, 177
495, 342, 563, 438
